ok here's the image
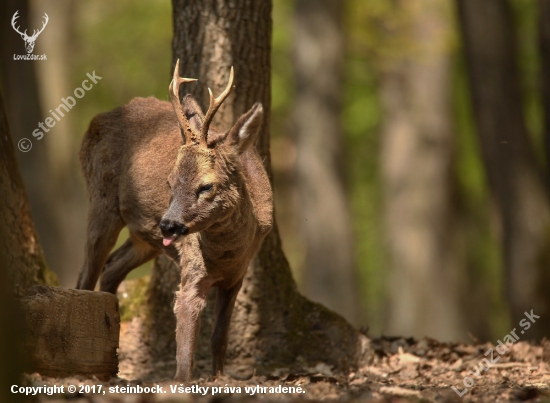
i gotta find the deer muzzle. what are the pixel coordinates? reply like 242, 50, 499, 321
159, 219, 189, 246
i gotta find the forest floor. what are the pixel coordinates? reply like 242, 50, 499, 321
30, 334, 550, 403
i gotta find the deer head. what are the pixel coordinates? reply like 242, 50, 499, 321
11, 11, 49, 54
160, 60, 264, 246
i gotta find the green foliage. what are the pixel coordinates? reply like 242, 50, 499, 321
71, 0, 172, 137
347, 0, 457, 70
347, 0, 415, 65
510, 0, 544, 160
272, 0, 294, 131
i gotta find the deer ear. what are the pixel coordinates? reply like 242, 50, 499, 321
182, 95, 204, 134
226, 103, 263, 154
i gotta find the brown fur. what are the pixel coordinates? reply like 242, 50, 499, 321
77, 90, 273, 381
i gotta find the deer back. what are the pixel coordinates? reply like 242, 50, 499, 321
80, 95, 272, 257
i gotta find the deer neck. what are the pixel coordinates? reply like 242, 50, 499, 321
200, 175, 255, 252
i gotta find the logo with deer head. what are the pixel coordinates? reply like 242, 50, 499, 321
11, 10, 49, 54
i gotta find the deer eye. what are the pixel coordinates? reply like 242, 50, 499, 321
166, 181, 172, 190
198, 184, 214, 194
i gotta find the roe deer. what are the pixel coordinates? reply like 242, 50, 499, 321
76, 60, 273, 381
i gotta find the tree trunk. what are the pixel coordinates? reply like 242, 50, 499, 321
292, 0, 360, 326
0, 88, 50, 400
119, 0, 367, 381
457, 0, 550, 339
380, 0, 466, 341
0, 91, 34, 402
0, 93, 26, 397
0, 0, 63, 282
539, 0, 550, 191
31, 0, 86, 287
0, 249, 25, 403
0, 90, 55, 294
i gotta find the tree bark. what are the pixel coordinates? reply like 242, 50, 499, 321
119, 0, 367, 381
380, 0, 466, 341
457, 0, 550, 339
0, 90, 55, 294
292, 0, 360, 325
0, 252, 25, 402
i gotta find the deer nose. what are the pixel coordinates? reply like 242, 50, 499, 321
159, 219, 189, 237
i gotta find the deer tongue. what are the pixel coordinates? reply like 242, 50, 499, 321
163, 237, 174, 247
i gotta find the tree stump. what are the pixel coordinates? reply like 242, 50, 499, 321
21, 286, 119, 380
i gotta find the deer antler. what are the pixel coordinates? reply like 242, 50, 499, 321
170, 59, 198, 145
200, 67, 234, 147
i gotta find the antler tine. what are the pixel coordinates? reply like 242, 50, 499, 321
169, 59, 197, 144
199, 66, 234, 146
11, 11, 26, 38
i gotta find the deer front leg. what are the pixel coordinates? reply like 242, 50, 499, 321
211, 278, 243, 377
100, 236, 159, 294
174, 279, 209, 382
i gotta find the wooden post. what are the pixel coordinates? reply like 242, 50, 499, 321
21, 286, 119, 379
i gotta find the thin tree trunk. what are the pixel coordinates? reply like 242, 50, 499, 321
292, 0, 360, 325
30, 0, 85, 287
457, 0, 550, 339
380, 0, 465, 341
120, 0, 367, 380
539, 0, 550, 191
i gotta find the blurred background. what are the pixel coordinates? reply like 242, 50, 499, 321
1, 0, 549, 343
